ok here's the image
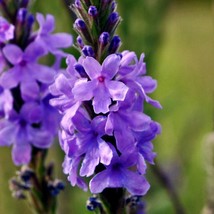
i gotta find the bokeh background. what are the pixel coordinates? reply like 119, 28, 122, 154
0, 0, 214, 213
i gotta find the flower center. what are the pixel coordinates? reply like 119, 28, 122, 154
98, 76, 105, 83
20, 60, 27, 67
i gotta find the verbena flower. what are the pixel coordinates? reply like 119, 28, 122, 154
72, 54, 128, 114
0, 8, 72, 165
50, 52, 161, 196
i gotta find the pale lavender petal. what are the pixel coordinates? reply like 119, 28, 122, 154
55, 73, 71, 96
139, 76, 157, 93
30, 127, 53, 148
102, 54, 120, 79
80, 148, 99, 177
12, 129, 31, 165
0, 121, 15, 146
24, 42, 46, 61
105, 113, 114, 135
89, 169, 114, 193
12, 143, 32, 165
93, 85, 111, 114
145, 95, 162, 109
0, 67, 20, 88
30, 64, 54, 83
61, 102, 80, 131
37, 13, 55, 34
83, 57, 102, 79
126, 112, 151, 131
123, 169, 150, 195
2, 44, 23, 64
20, 80, 40, 101
71, 111, 91, 132
72, 79, 96, 101
98, 139, 113, 165
115, 130, 135, 153
106, 80, 128, 101
137, 154, 147, 174
48, 33, 73, 49
20, 102, 43, 123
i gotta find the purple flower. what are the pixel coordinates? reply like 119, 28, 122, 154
0, 42, 54, 101
0, 17, 14, 42
105, 91, 151, 153
71, 111, 113, 177
89, 152, 150, 195
118, 51, 162, 109
35, 13, 72, 56
72, 54, 129, 113
0, 102, 52, 165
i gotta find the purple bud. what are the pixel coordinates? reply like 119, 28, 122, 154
99, 32, 110, 46
76, 35, 84, 48
109, 12, 119, 24
27, 14, 34, 29
82, 45, 95, 57
88, 6, 98, 17
74, 63, 88, 78
74, 18, 86, 30
108, 35, 121, 54
111, 1, 117, 12
17, 8, 28, 23
74, 0, 81, 9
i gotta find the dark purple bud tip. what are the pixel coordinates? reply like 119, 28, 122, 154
74, 0, 81, 9
109, 12, 119, 24
27, 14, 34, 28
74, 18, 86, 30
86, 196, 101, 211
99, 32, 110, 46
54, 180, 65, 190
17, 8, 28, 23
76, 35, 84, 48
74, 63, 88, 78
111, 1, 117, 11
19, 167, 35, 182
82, 45, 95, 57
88, 6, 98, 17
108, 35, 121, 53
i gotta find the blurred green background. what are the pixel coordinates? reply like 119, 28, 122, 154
0, 0, 214, 213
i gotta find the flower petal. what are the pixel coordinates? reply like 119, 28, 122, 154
20, 80, 40, 101
72, 78, 96, 101
102, 54, 120, 79
48, 33, 73, 49
98, 139, 113, 165
0, 67, 20, 89
123, 169, 150, 195
90, 168, 122, 193
2, 44, 23, 64
30, 64, 54, 84
0, 120, 15, 146
106, 80, 128, 101
83, 57, 102, 79
93, 84, 111, 114
80, 147, 99, 177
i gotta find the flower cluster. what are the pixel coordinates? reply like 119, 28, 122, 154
50, 50, 161, 196
0, 1, 72, 165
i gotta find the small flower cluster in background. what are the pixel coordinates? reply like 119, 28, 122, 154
0, 0, 72, 165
